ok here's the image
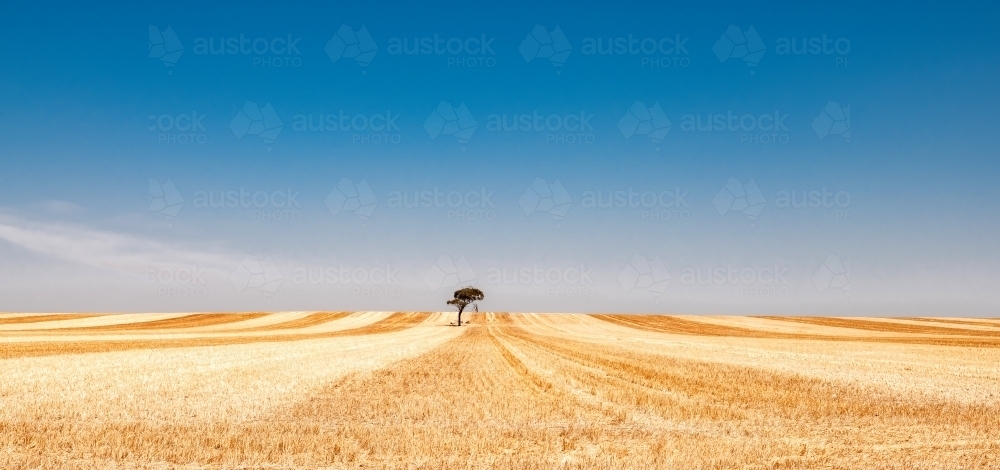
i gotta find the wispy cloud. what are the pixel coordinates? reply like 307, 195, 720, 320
0, 210, 234, 278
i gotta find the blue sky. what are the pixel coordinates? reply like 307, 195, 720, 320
1, 1, 998, 314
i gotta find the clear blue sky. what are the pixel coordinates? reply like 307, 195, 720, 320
1, 1, 998, 314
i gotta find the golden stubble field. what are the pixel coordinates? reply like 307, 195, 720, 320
1, 312, 999, 469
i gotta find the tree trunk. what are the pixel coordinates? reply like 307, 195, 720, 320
457, 306, 464, 326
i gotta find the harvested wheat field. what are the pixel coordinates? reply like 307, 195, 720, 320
2, 312, 999, 469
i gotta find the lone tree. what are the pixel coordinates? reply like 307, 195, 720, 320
447, 287, 484, 326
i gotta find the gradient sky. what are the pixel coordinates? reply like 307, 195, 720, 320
1, 1, 998, 314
